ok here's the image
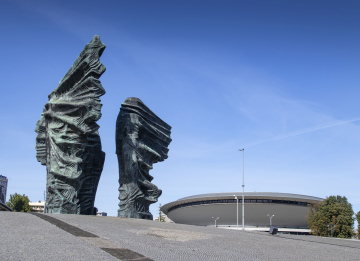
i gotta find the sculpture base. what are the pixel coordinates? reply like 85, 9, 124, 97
118, 210, 153, 220
118, 198, 154, 220
46, 205, 77, 214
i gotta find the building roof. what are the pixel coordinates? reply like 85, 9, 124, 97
29, 201, 45, 207
178, 192, 324, 201
162, 192, 324, 215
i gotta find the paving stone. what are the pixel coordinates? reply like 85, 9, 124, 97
2, 212, 360, 261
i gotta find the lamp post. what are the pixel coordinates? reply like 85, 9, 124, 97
212, 217, 219, 227
239, 148, 245, 230
43, 190, 46, 213
267, 214, 275, 227
234, 195, 239, 230
159, 203, 162, 222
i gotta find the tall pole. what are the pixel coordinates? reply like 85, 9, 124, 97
267, 214, 274, 227
159, 203, 162, 222
43, 190, 46, 213
239, 148, 245, 230
212, 217, 219, 227
234, 195, 239, 230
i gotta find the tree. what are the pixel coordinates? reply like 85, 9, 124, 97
307, 195, 354, 238
6, 193, 32, 212
355, 211, 360, 238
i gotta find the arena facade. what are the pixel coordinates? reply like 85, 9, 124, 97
161, 192, 324, 228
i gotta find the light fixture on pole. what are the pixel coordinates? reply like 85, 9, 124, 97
212, 217, 219, 227
159, 203, 162, 222
239, 148, 245, 230
267, 214, 275, 227
233, 195, 239, 230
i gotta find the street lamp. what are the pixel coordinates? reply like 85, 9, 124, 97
234, 195, 239, 230
159, 203, 162, 222
212, 217, 219, 227
43, 190, 46, 213
267, 214, 275, 227
239, 148, 245, 230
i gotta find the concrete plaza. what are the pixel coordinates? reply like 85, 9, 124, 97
1, 212, 359, 260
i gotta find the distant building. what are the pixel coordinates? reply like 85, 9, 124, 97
29, 201, 45, 213
161, 192, 323, 228
0, 175, 8, 204
154, 211, 173, 222
96, 212, 107, 216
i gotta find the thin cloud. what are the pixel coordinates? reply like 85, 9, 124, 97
245, 116, 360, 148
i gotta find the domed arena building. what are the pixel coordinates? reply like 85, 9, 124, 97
161, 192, 323, 229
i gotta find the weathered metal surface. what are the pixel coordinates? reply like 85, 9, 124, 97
116, 98, 171, 219
0, 175, 8, 205
35, 35, 106, 214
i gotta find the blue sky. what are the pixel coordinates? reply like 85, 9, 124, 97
1, 0, 360, 219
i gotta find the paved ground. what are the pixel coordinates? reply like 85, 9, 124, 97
217, 226, 311, 233
1, 212, 360, 261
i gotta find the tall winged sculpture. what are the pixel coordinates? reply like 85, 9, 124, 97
35, 36, 106, 214
116, 98, 172, 219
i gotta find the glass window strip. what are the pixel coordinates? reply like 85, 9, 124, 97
168, 199, 309, 212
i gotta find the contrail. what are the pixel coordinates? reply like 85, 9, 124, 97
245, 116, 360, 148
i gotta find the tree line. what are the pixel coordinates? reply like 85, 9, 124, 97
5, 192, 360, 238
307, 195, 360, 238
6, 193, 32, 212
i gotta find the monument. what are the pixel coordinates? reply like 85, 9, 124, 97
35, 35, 106, 214
0, 175, 8, 204
116, 98, 172, 219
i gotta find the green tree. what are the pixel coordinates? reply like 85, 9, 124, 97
6, 193, 32, 212
355, 211, 360, 238
307, 195, 354, 238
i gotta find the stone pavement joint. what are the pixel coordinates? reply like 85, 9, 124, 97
101, 248, 153, 261
30, 213, 154, 261
9, 212, 359, 260
31, 212, 98, 237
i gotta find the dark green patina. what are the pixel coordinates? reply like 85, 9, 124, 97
35, 36, 106, 214
116, 98, 172, 219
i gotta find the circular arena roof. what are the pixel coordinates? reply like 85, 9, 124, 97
161, 192, 324, 228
